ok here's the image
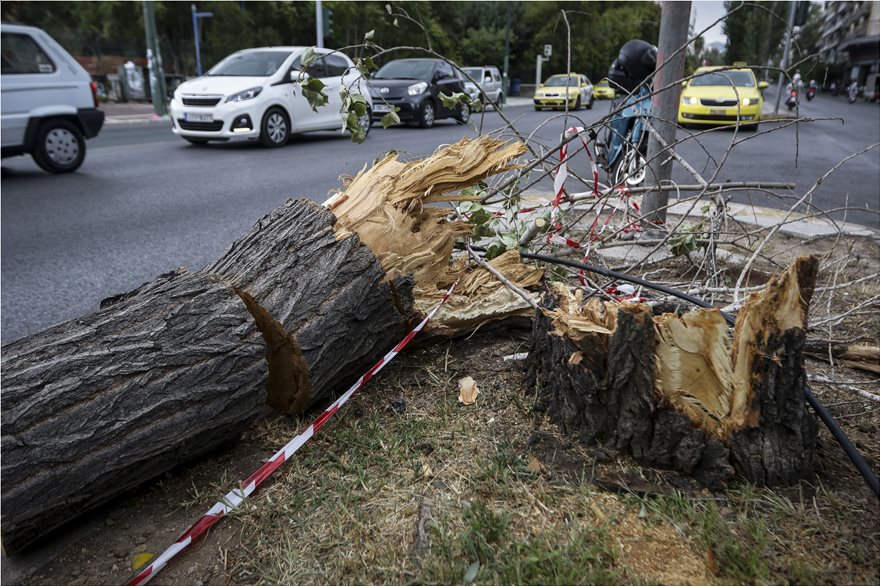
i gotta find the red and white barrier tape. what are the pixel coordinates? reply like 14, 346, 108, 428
127, 281, 459, 586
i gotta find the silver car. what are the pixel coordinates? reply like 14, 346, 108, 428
462, 66, 504, 109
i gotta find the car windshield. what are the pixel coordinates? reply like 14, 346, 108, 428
374, 60, 434, 81
597, 79, 610, 87
206, 50, 292, 77
463, 68, 482, 80
690, 70, 755, 87
545, 76, 579, 87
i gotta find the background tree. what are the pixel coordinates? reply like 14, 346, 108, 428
2, 0, 661, 82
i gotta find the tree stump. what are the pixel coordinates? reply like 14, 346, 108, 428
525, 257, 819, 490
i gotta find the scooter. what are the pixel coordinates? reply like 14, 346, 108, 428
806, 86, 815, 101
848, 84, 859, 103
596, 85, 651, 187
785, 90, 798, 111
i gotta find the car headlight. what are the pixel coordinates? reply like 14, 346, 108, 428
741, 97, 757, 106
407, 82, 428, 96
682, 96, 699, 105
225, 87, 263, 103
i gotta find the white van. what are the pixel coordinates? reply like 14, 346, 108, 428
1, 23, 104, 173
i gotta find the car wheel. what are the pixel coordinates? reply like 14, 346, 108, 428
456, 102, 471, 125
534, 106, 542, 111
586, 95, 594, 109
574, 95, 582, 111
418, 100, 436, 128
495, 92, 504, 110
185, 138, 209, 145
32, 119, 85, 173
260, 107, 290, 147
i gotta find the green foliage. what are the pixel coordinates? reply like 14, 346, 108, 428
380, 111, 400, 128
723, 1, 789, 77
667, 221, 706, 257
2, 0, 664, 83
300, 78, 328, 112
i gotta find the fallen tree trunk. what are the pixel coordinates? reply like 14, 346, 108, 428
526, 257, 819, 490
1, 137, 535, 554
0, 200, 414, 554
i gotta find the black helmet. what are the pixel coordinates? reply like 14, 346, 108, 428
608, 39, 658, 93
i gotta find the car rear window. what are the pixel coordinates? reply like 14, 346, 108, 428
1, 32, 56, 75
545, 76, 579, 87
207, 50, 292, 77
374, 60, 435, 81
690, 70, 755, 87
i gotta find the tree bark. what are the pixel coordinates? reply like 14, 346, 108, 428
526, 257, 819, 490
1, 199, 413, 554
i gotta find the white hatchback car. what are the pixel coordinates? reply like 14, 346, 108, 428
1, 23, 104, 173
169, 46, 372, 147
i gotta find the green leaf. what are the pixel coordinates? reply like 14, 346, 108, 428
380, 111, 401, 128
301, 78, 328, 112
485, 241, 506, 260
393, 17, 398, 27
500, 233, 518, 249
467, 208, 493, 226
385, 3, 392, 14
462, 560, 480, 584
300, 47, 317, 68
364, 29, 375, 40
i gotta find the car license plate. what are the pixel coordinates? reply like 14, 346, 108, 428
710, 109, 726, 115
184, 112, 213, 123
373, 103, 391, 113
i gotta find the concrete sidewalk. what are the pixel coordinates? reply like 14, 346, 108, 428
100, 101, 169, 125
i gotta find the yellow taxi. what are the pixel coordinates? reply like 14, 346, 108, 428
533, 73, 594, 110
678, 65, 769, 128
593, 78, 616, 100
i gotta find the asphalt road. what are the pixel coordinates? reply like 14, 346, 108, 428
2, 93, 878, 341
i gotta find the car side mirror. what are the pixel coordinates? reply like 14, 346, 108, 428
682, 81, 688, 87
758, 81, 769, 90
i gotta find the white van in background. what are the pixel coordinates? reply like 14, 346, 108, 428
1, 23, 104, 173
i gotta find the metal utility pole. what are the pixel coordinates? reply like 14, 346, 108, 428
502, 2, 512, 98
642, 0, 691, 227
316, 0, 324, 48
773, 1, 798, 113
143, 1, 166, 116
191, 4, 213, 76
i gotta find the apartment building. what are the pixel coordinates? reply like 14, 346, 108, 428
819, 0, 880, 94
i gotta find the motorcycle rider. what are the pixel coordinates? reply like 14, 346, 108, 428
599, 39, 658, 176
848, 79, 859, 103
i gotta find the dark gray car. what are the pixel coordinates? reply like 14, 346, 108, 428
369, 58, 470, 128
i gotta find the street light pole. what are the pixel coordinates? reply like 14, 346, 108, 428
502, 1, 511, 98
143, 1, 167, 116
191, 3, 213, 77
316, 0, 324, 49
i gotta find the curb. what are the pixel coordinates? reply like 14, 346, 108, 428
104, 114, 171, 126
514, 192, 877, 240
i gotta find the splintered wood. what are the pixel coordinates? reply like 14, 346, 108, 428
325, 136, 541, 333
527, 257, 820, 489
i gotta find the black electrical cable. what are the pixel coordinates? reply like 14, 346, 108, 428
465, 245, 880, 497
